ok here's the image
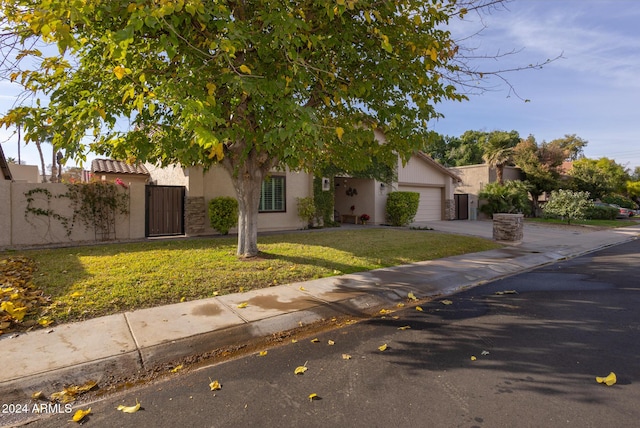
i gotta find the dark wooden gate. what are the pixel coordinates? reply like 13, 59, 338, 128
454, 193, 469, 220
146, 185, 185, 237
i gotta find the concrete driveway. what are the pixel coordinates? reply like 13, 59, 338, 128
411, 219, 637, 250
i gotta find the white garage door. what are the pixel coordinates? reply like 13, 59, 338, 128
398, 186, 442, 221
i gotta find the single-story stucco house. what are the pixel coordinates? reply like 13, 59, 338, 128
143, 144, 461, 236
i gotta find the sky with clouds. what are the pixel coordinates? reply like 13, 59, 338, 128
430, 0, 640, 170
2, 0, 640, 171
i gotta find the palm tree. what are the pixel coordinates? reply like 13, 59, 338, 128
482, 133, 515, 185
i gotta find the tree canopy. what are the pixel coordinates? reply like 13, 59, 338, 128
512, 134, 566, 214
422, 129, 520, 167
569, 157, 629, 200
1, 0, 546, 256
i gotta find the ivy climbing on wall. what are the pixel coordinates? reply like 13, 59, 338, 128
24, 182, 130, 241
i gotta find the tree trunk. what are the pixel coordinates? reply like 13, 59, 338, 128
50, 145, 57, 183
529, 191, 541, 217
35, 140, 47, 183
222, 147, 275, 258
496, 164, 504, 185
233, 169, 263, 257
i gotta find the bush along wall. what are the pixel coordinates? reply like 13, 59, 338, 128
208, 196, 238, 235
386, 191, 420, 226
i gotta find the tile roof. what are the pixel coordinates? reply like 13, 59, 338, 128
91, 158, 150, 176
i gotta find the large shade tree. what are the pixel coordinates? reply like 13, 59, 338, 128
569, 157, 629, 200
1, 0, 550, 257
513, 135, 566, 215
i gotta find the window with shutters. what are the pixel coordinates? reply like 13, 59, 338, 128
259, 175, 286, 212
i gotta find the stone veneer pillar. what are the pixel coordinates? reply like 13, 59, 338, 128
444, 198, 456, 220
185, 196, 206, 236
492, 213, 524, 242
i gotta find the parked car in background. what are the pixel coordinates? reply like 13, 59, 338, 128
609, 204, 632, 219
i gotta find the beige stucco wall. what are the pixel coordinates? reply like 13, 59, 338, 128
373, 181, 391, 224
8, 164, 41, 183
0, 180, 11, 247
450, 164, 491, 195
1, 182, 145, 249
146, 163, 189, 187
450, 164, 523, 220
197, 166, 312, 233
451, 164, 522, 195
502, 166, 522, 182
96, 172, 149, 185
398, 156, 447, 186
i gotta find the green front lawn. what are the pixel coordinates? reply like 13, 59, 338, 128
2, 229, 501, 326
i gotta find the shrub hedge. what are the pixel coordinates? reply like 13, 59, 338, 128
208, 196, 238, 235
386, 191, 420, 226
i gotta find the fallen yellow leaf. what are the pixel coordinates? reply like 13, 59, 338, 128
328, 340, 335, 345
70, 291, 83, 298
379, 308, 392, 315
415, 306, 423, 312
209, 379, 222, 390
0, 301, 27, 321
170, 364, 183, 373
378, 344, 388, 352
397, 325, 411, 330
299, 286, 306, 291
31, 391, 43, 400
258, 350, 268, 357
237, 302, 248, 308
441, 300, 453, 305
596, 372, 617, 386
470, 356, 477, 361
71, 408, 91, 422
342, 354, 352, 360
51, 380, 98, 403
291, 339, 298, 343
408, 292, 418, 301
311, 338, 319, 343
294, 365, 308, 375
308, 393, 319, 401
117, 399, 141, 413
397, 303, 405, 308
37, 318, 53, 327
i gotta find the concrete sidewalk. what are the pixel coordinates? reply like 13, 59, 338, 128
1, 221, 639, 406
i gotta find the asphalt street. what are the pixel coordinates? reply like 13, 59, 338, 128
12, 238, 640, 428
